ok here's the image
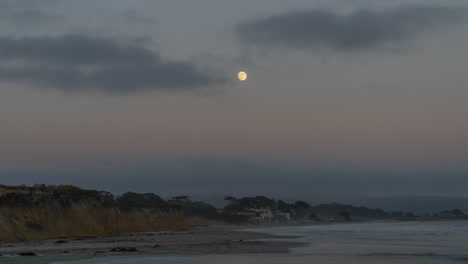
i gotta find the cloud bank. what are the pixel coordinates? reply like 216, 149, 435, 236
237, 5, 468, 51
0, 0, 62, 26
2, 158, 468, 199
0, 34, 225, 93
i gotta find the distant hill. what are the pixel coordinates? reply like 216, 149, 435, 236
191, 193, 468, 217
347, 196, 468, 216
187, 195, 228, 209
309, 203, 389, 220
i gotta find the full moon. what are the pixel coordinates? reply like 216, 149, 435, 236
238, 71, 247, 81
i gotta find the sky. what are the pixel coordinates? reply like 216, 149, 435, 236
1, 0, 468, 199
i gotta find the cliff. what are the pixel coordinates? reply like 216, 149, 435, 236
0, 185, 194, 243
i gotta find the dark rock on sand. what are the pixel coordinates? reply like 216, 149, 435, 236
110, 247, 138, 252
17, 252, 37, 256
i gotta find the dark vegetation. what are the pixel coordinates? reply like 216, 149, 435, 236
0, 186, 313, 223
168, 196, 218, 218
223, 196, 311, 220
0, 184, 188, 242
0, 184, 247, 223
222, 196, 393, 221
309, 203, 389, 221
0, 184, 180, 211
1, 184, 466, 225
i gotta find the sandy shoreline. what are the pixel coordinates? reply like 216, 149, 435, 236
0, 225, 306, 263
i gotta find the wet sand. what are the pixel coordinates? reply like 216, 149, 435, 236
0, 226, 305, 263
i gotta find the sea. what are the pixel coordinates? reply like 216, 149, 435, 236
5, 221, 468, 263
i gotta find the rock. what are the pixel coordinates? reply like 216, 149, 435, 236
110, 247, 138, 252
17, 252, 37, 256
152, 244, 161, 248
75, 236, 96, 240
94, 251, 105, 254
55, 240, 68, 244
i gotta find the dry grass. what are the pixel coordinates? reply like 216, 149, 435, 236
0, 203, 189, 242
0, 186, 30, 196
0, 185, 202, 243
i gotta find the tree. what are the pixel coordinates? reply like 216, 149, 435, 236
309, 212, 319, 221
294, 201, 310, 209
224, 196, 237, 205
405, 212, 415, 217
439, 210, 451, 217
238, 196, 276, 209
276, 200, 291, 212
116, 192, 166, 208
391, 211, 405, 218
292, 201, 310, 218
224, 203, 243, 212
98, 191, 115, 207
183, 201, 218, 217
339, 211, 351, 221
451, 209, 465, 217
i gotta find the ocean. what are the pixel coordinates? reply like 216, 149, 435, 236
8, 221, 468, 263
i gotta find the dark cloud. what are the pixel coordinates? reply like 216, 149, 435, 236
0, 0, 62, 26
237, 5, 468, 51
0, 0, 60, 9
0, 35, 225, 93
2, 9, 63, 26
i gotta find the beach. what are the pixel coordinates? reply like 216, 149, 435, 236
0, 225, 304, 264
3, 221, 468, 264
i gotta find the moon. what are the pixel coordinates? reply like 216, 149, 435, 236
238, 71, 247, 81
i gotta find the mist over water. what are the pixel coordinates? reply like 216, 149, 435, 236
49, 221, 468, 264
253, 221, 468, 263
